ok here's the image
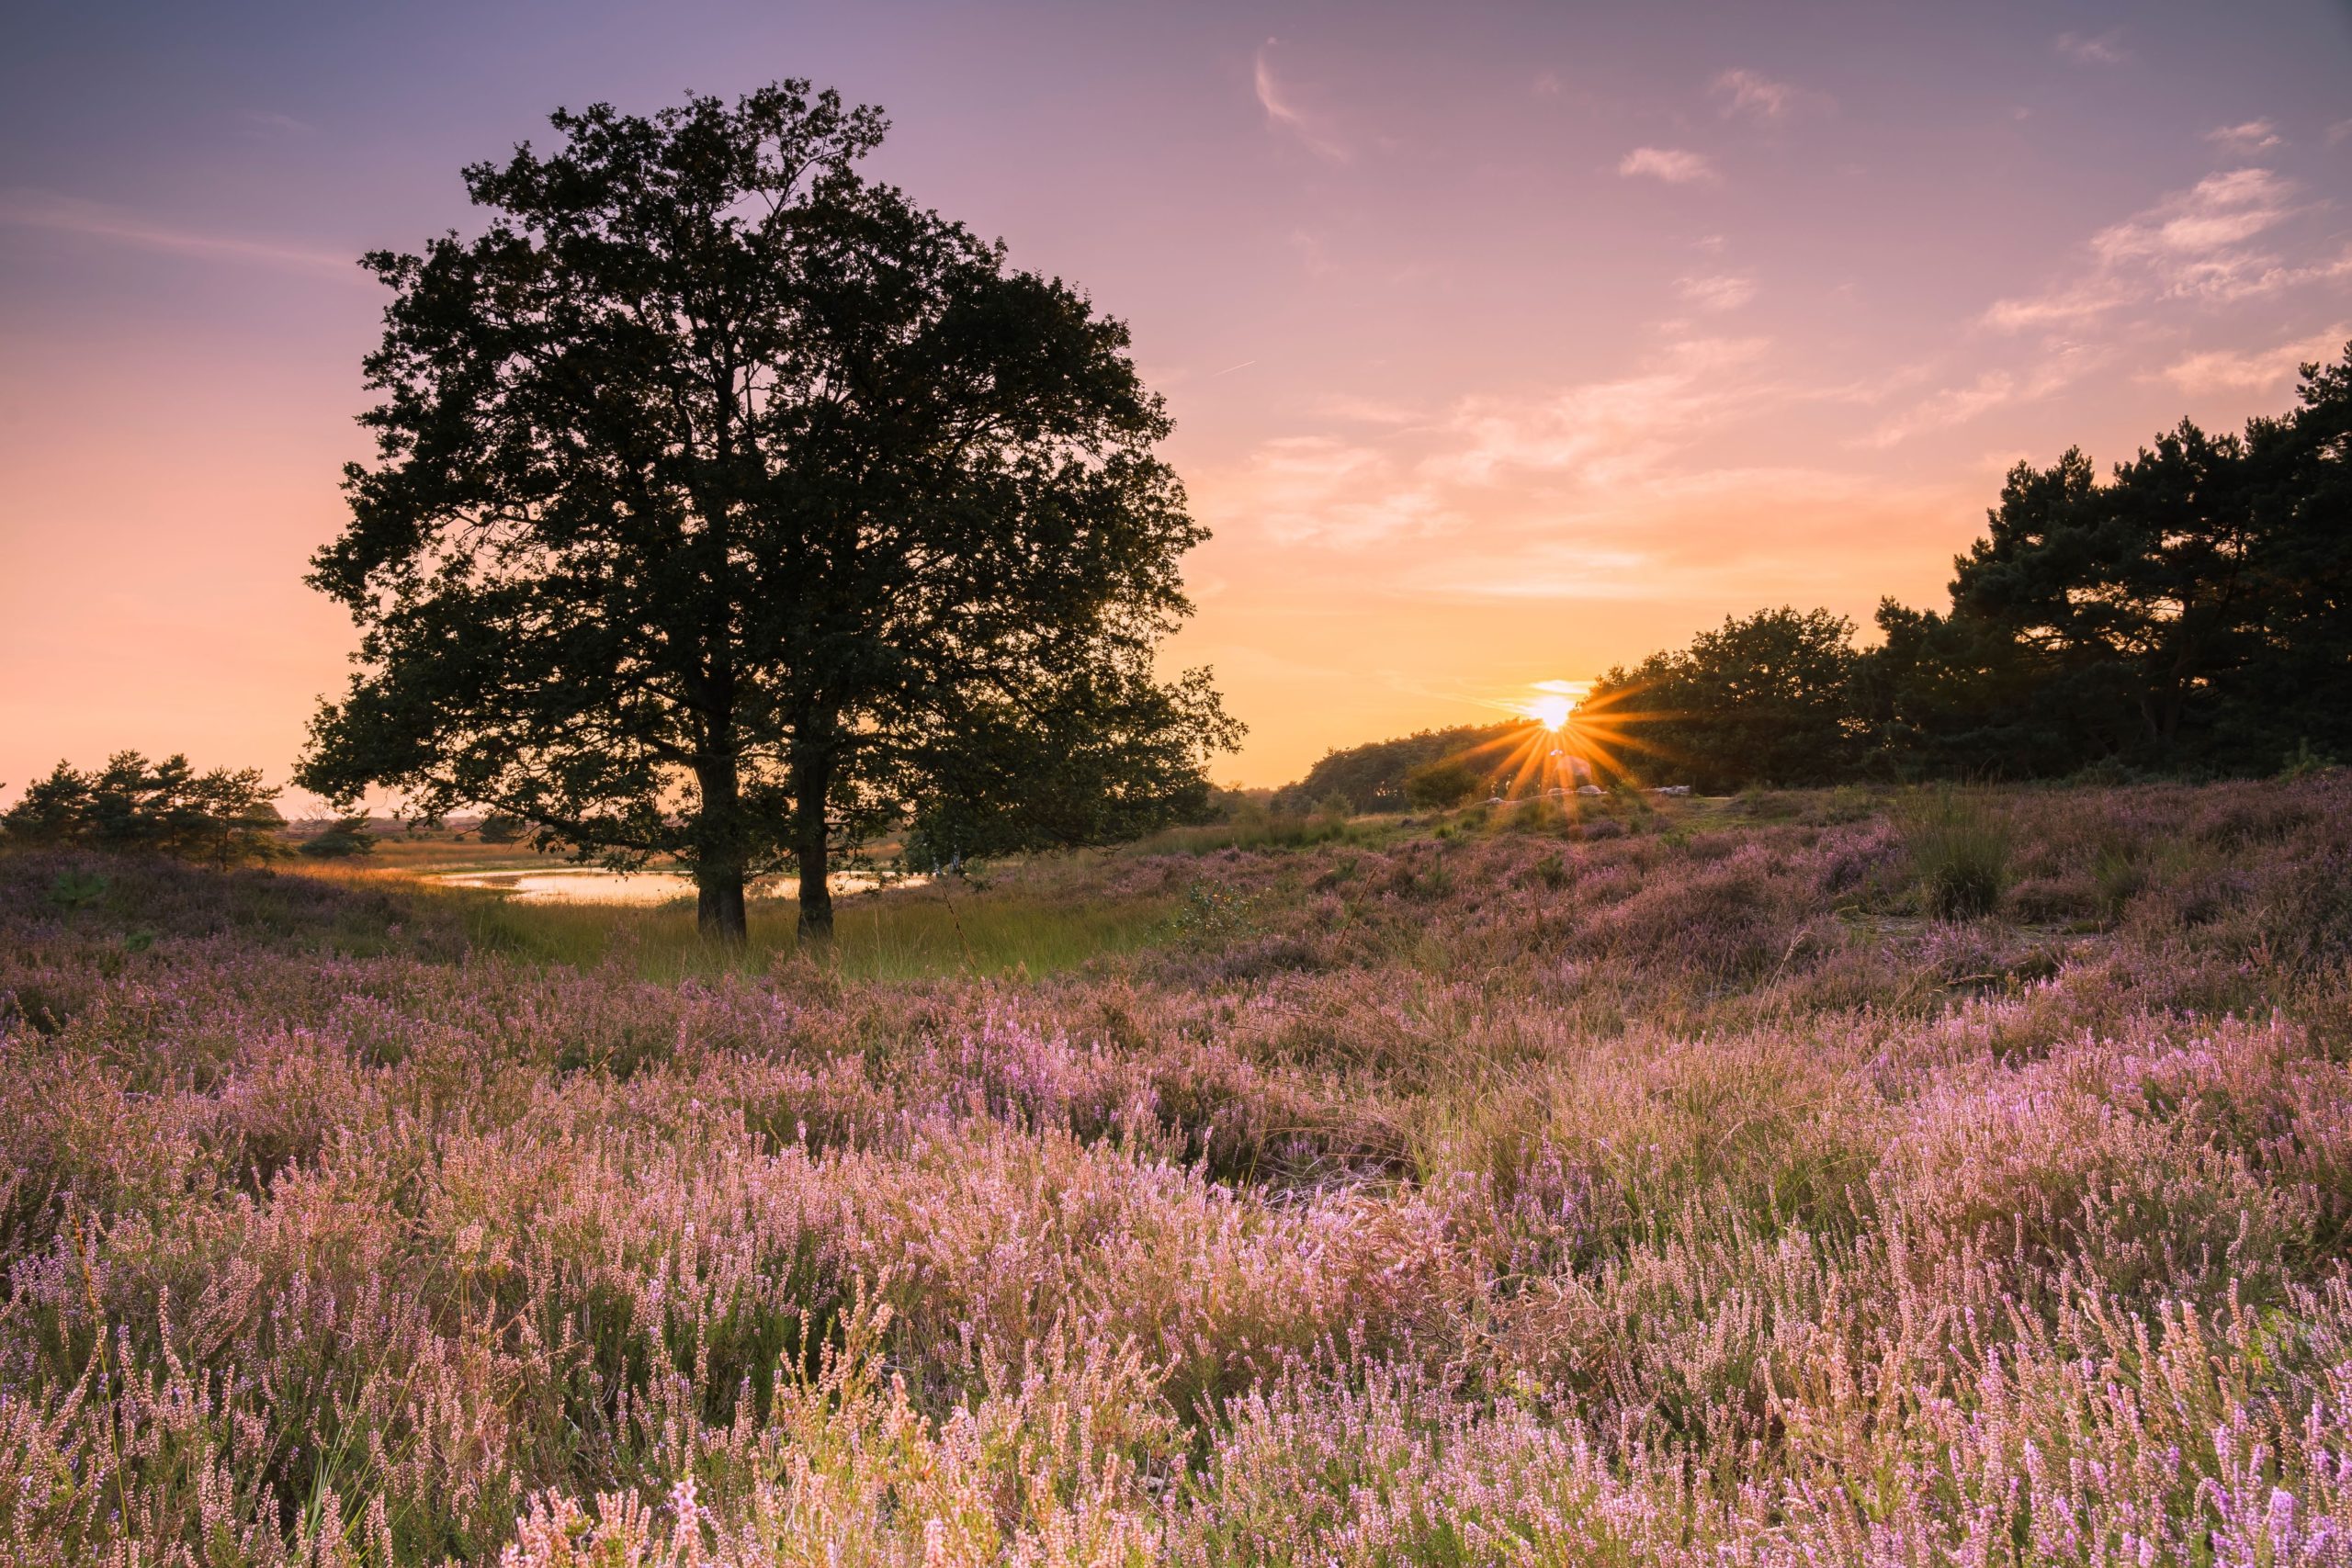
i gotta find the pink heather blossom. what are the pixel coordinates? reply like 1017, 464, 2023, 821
0, 776, 2347, 1563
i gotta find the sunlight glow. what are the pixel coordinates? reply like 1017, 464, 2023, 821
1523, 694, 1576, 732
1445, 677, 1678, 806
1514, 679, 1591, 733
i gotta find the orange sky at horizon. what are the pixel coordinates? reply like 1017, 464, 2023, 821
4, 2, 2349, 802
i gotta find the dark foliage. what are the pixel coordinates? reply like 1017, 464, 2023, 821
1402, 756, 1487, 809
1524, 344, 2352, 791
1587, 607, 1862, 792
298, 812, 379, 859
1274, 721, 1524, 814
299, 83, 1236, 941
0, 751, 283, 866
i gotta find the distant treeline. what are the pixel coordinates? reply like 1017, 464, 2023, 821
1280, 342, 2352, 803
2, 752, 285, 866
1, 751, 378, 863
1270, 721, 1526, 815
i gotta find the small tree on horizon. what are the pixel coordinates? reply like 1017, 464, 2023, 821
297, 83, 1237, 941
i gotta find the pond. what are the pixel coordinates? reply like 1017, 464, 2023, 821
431, 867, 917, 905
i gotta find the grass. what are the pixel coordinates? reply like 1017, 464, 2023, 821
1898, 783, 2012, 919
8, 777, 2352, 1564
324, 864, 1171, 982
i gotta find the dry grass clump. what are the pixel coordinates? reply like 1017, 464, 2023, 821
3, 776, 2350, 1564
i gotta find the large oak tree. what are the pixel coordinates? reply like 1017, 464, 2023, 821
300, 84, 1237, 940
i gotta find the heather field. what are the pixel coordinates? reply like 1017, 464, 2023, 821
6, 780, 2352, 1567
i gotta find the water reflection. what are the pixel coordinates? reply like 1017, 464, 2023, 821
431, 867, 916, 905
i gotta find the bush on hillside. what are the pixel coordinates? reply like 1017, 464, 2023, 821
299, 812, 379, 859
477, 811, 526, 843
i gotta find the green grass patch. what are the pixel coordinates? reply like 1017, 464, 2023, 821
443, 879, 1172, 981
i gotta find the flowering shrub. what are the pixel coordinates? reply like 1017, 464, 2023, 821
2, 777, 2348, 1564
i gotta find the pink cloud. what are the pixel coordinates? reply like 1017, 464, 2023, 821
0, 188, 353, 276
2206, 120, 2283, 154
2163, 325, 2350, 394
1710, 69, 1827, 122
2053, 29, 2128, 65
1985, 167, 2312, 330
1618, 147, 1719, 185
1675, 273, 1758, 311
1253, 40, 1349, 162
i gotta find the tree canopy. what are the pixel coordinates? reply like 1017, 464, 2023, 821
298, 83, 1237, 939
1587, 607, 1863, 792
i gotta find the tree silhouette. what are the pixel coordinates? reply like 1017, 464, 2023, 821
1590, 607, 1861, 791
299, 84, 1235, 940
1, 752, 282, 866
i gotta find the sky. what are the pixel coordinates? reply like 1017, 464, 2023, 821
2, 1, 2348, 796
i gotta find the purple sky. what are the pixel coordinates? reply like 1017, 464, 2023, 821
3, 0, 2348, 792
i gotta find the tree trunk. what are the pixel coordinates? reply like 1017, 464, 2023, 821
796, 853, 833, 942
795, 749, 834, 943
696, 863, 748, 944
694, 750, 749, 946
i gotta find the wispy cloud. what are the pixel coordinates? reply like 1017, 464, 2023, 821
1866, 344, 2103, 448
1675, 273, 1758, 311
1426, 336, 1772, 486
1710, 69, 1827, 123
0, 188, 354, 276
1618, 147, 1719, 185
1286, 226, 1339, 278
1980, 279, 2137, 333
2053, 29, 2128, 65
2090, 168, 2294, 265
1984, 167, 2311, 330
2162, 324, 2349, 394
1196, 336, 1784, 555
1316, 394, 1423, 425
1207, 434, 1450, 548
1253, 39, 1349, 162
2206, 119, 2283, 154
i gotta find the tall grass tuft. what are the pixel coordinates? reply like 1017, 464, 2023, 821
1900, 784, 2011, 919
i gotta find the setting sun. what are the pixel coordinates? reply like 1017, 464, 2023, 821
1515, 679, 1593, 734
1522, 694, 1574, 732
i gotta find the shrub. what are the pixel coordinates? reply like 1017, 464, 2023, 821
298, 812, 379, 859
476, 811, 526, 844
1901, 785, 2010, 919
2091, 843, 2149, 921
1402, 758, 1485, 810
